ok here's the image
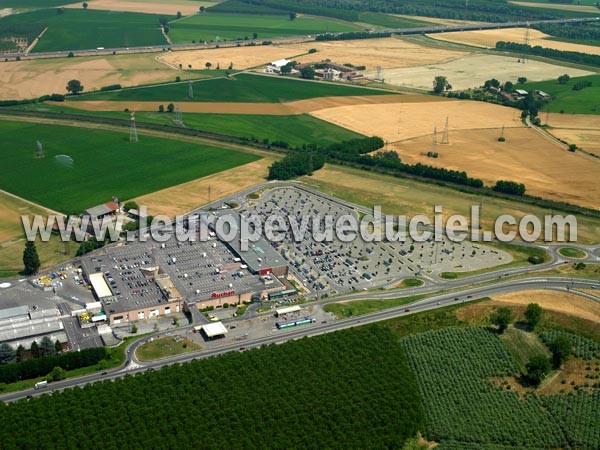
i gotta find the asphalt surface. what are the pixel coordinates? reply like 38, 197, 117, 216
1, 17, 597, 60
3, 275, 598, 403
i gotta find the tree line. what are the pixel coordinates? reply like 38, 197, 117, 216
0, 347, 108, 385
496, 41, 600, 68
534, 23, 600, 44
0, 327, 424, 449
493, 180, 526, 196
266, 135, 533, 193
222, 0, 569, 24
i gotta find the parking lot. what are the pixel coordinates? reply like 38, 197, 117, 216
153, 238, 268, 302
81, 233, 282, 315
245, 187, 511, 296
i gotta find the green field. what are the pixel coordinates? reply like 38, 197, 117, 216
6, 103, 365, 147
0, 0, 78, 7
0, 120, 259, 213
0, 9, 169, 52
513, 0, 598, 6
524, 74, 600, 114
558, 246, 588, 258
136, 337, 202, 361
159, 112, 365, 146
324, 294, 426, 318
73, 73, 391, 102
357, 12, 436, 28
168, 12, 359, 43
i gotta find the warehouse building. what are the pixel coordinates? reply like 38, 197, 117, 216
0, 305, 67, 349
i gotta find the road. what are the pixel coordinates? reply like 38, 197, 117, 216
2, 276, 598, 403
1, 17, 598, 60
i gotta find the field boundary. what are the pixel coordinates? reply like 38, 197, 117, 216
0, 189, 63, 217
2, 109, 599, 218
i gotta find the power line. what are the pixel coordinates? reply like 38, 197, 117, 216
440, 116, 449, 144
129, 111, 138, 143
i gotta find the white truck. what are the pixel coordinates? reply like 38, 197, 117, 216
34, 380, 48, 390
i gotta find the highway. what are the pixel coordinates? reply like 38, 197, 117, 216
2, 276, 598, 403
1, 17, 598, 60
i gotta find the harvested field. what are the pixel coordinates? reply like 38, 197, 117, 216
158, 44, 311, 71
390, 127, 600, 209
63, 0, 220, 15
0, 191, 52, 245
286, 37, 470, 71
491, 290, 600, 323
510, 1, 600, 13
302, 165, 600, 244
64, 94, 436, 115
133, 158, 274, 217
546, 113, 600, 156
368, 53, 594, 90
0, 53, 197, 100
428, 27, 600, 56
547, 113, 600, 130
550, 128, 600, 155
310, 99, 521, 142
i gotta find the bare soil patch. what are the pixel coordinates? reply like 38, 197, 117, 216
428, 27, 600, 56
132, 158, 273, 217
0, 53, 195, 100
538, 357, 599, 395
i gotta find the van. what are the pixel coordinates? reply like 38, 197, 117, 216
34, 380, 48, 390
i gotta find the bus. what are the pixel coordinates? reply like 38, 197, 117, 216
276, 316, 314, 330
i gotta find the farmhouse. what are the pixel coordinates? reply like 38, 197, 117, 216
266, 58, 291, 74
83, 199, 120, 220
513, 89, 528, 98
534, 90, 551, 99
